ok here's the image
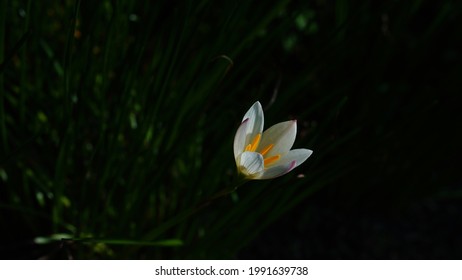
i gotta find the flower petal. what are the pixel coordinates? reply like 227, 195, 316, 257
256, 149, 313, 180
242, 101, 264, 147
254, 160, 296, 180
279, 149, 313, 167
258, 120, 297, 159
233, 118, 249, 160
237, 151, 264, 177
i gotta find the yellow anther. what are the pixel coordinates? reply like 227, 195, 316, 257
260, 144, 274, 156
264, 155, 280, 166
245, 133, 261, 152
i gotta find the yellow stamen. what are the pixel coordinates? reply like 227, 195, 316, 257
244, 133, 261, 152
260, 144, 274, 156
264, 155, 280, 166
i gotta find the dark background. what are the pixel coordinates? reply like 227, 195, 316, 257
241, 0, 462, 259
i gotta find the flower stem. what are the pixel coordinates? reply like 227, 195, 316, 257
142, 177, 248, 241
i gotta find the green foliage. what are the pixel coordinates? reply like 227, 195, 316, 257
1, 0, 461, 259
0, 0, 320, 259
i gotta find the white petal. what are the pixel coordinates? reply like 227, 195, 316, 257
233, 118, 249, 160
237, 151, 264, 177
256, 149, 313, 180
258, 120, 297, 158
242, 101, 264, 146
255, 160, 296, 180
278, 149, 313, 167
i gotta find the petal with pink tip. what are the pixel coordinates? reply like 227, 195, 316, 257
256, 149, 313, 179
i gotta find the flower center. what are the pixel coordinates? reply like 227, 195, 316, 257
264, 155, 280, 166
244, 134, 281, 167
244, 133, 261, 152
260, 144, 273, 156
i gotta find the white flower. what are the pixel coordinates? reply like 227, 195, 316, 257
233, 101, 313, 180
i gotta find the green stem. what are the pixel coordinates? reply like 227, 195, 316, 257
196, 177, 248, 208
142, 177, 248, 241
0, 0, 8, 152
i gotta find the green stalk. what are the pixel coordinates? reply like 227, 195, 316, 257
20, 0, 32, 123
0, 0, 8, 152
143, 178, 248, 241
63, 0, 81, 116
